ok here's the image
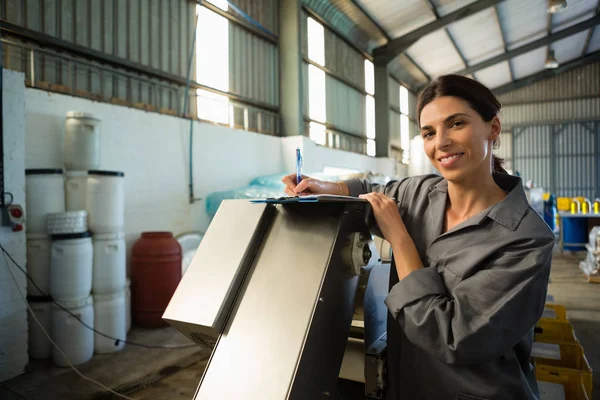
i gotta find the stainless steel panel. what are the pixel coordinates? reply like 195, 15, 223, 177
196, 203, 369, 400
163, 200, 272, 343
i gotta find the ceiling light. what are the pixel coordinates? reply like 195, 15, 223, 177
547, 0, 568, 13
545, 49, 559, 69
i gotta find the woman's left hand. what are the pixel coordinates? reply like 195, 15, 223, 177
359, 192, 407, 243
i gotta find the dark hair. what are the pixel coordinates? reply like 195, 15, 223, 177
417, 74, 507, 174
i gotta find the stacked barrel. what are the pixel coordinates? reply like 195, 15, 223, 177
25, 112, 127, 367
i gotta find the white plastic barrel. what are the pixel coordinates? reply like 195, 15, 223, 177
28, 298, 53, 359
87, 171, 125, 234
52, 296, 94, 367
64, 111, 101, 171
25, 169, 65, 233
126, 278, 131, 332
93, 291, 126, 354
93, 232, 126, 294
26, 233, 52, 296
65, 171, 88, 211
50, 232, 93, 301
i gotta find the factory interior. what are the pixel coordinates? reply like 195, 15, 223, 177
1, 0, 600, 399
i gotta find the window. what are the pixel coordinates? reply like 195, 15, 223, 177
367, 139, 376, 157
307, 17, 327, 145
196, 4, 229, 124
308, 65, 326, 123
365, 60, 375, 157
307, 17, 325, 66
399, 85, 410, 163
309, 121, 327, 146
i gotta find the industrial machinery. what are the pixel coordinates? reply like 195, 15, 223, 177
163, 199, 391, 399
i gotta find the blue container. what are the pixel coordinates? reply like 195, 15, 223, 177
562, 217, 587, 251
543, 203, 557, 232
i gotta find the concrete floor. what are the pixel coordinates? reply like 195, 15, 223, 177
1, 252, 599, 400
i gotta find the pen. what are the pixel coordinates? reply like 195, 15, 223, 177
296, 147, 303, 185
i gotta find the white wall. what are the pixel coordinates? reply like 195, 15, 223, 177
281, 136, 396, 177
25, 88, 398, 271
26, 89, 283, 236
0, 70, 28, 382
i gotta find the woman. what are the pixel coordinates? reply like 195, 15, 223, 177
282, 75, 554, 400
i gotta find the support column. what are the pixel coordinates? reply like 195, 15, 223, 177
278, 0, 304, 136
374, 62, 390, 157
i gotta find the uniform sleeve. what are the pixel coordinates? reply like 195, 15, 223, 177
384, 236, 554, 365
345, 178, 411, 238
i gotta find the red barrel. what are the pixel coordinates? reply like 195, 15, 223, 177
131, 232, 182, 328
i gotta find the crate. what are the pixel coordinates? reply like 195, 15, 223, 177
535, 319, 577, 343
541, 304, 568, 321
557, 197, 572, 211
533, 340, 590, 371
536, 363, 593, 400
536, 367, 590, 400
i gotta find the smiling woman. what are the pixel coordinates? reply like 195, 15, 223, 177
418, 75, 507, 176
282, 74, 556, 399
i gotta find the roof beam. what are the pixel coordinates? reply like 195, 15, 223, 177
373, 0, 503, 65
494, 5, 514, 81
425, 0, 470, 71
492, 50, 600, 95
581, 4, 600, 56
456, 14, 600, 76
349, 0, 430, 84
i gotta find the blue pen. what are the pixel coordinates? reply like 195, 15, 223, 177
296, 147, 303, 185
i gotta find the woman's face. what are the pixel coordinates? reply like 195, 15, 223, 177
419, 96, 500, 183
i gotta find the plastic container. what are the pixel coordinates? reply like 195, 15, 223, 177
25, 169, 65, 233
52, 296, 94, 367
65, 171, 88, 211
92, 232, 126, 294
131, 232, 182, 328
26, 233, 52, 296
64, 111, 101, 171
93, 290, 126, 354
562, 217, 588, 251
47, 210, 88, 235
87, 170, 125, 234
126, 278, 131, 332
28, 297, 53, 359
50, 232, 93, 301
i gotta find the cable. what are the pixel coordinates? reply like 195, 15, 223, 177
2, 251, 136, 400
0, 243, 196, 350
3, 191, 13, 206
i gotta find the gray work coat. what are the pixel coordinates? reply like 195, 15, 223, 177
346, 173, 555, 400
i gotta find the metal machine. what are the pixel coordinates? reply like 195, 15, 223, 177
163, 199, 391, 399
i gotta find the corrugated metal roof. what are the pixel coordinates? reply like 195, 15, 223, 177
407, 30, 466, 78
355, 0, 435, 39
496, 0, 548, 49
302, 0, 386, 53
551, 31, 589, 63
388, 53, 430, 89
431, 0, 479, 17
446, 8, 505, 65
552, 0, 598, 28
511, 47, 547, 79
475, 61, 512, 89
588, 26, 600, 53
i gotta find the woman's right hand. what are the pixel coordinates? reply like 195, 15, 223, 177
281, 174, 346, 197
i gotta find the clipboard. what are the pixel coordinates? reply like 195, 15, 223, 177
249, 195, 368, 204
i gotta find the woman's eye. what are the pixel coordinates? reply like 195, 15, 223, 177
422, 131, 434, 138
451, 121, 464, 128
